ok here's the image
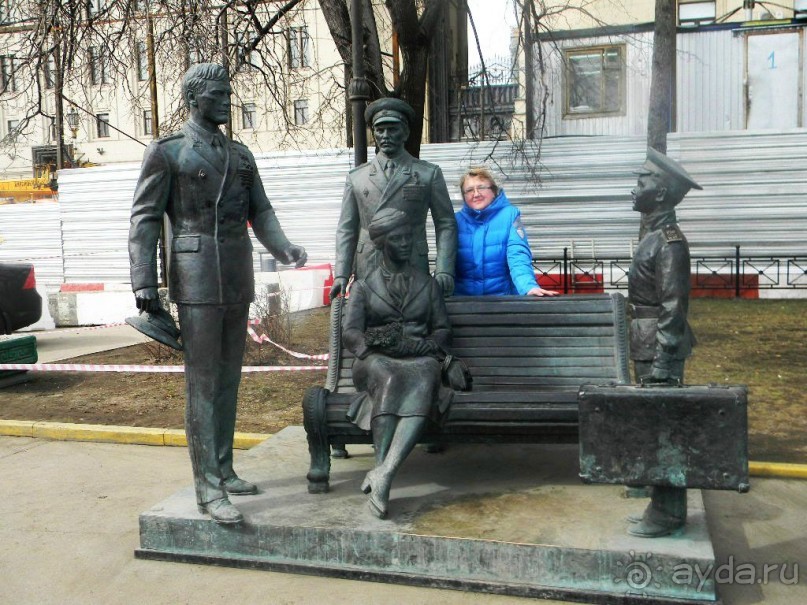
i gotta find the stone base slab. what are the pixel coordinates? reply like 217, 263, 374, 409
137, 427, 720, 603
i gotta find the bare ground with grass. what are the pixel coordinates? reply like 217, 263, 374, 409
1, 299, 805, 463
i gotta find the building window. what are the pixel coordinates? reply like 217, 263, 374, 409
96, 112, 110, 138
236, 29, 256, 70
241, 103, 257, 129
186, 42, 203, 67
137, 41, 149, 81
89, 47, 109, 85
564, 45, 624, 117
43, 54, 56, 89
7, 119, 19, 136
293, 99, 309, 125
0, 0, 13, 24
287, 26, 310, 69
1, 55, 17, 93
678, 1, 716, 26
143, 110, 152, 136
87, 0, 105, 18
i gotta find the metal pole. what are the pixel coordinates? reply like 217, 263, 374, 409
523, 3, 535, 139
563, 246, 569, 294
146, 9, 160, 138
735, 245, 741, 298
349, 0, 370, 166
53, 29, 64, 171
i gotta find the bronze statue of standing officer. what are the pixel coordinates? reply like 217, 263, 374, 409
330, 98, 457, 299
128, 63, 307, 525
628, 147, 701, 537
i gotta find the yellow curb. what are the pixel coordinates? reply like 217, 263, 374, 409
234, 432, 271, 449
749, 461, 807, 480
0, 420, 270, 449
32, 422, 166, 446
0, 419, 35, 438
163, 429, 188, 447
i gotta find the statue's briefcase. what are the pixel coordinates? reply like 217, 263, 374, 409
578, 384, 749, 492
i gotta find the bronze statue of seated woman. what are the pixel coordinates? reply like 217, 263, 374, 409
343, 208, 461, 519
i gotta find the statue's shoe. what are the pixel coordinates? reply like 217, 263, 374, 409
198, 497, 244, 525
360, 469, 389, 519
223, 476, 258, 495
627, 516, 683, 538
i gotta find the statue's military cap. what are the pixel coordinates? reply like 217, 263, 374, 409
365, 98, 417, 128
635, 147, 702, 191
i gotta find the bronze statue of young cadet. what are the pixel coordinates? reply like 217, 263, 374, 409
330, 98, 457, 300
627, 146, 701, 538
128, 63, 307, 525
342, 208, 455, 519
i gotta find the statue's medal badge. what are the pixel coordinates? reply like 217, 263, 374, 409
402, 171, 422, 203
237, 153, 254, 189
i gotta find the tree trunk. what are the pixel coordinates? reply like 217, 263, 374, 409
647, 0, 676, 154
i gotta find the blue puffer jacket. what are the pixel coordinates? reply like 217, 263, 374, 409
454, 190, 539, 296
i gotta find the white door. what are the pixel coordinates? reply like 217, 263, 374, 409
746, 32, 801, 129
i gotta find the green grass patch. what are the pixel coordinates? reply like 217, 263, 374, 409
687, 298, 807, 464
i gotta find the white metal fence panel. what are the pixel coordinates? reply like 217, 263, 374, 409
0, 201, 63, 287
677, 29, 745, 132
54, 130, 807, 288
58, 163, 142, 284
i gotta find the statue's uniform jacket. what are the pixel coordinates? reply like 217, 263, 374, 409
627, 213, 695, 369
128, 123, 292, 506
129, 124, 290, 303
334, 152, 457, 281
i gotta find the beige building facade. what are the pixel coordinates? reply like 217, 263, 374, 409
0, 0, 388, 180
511, 0, 807, 139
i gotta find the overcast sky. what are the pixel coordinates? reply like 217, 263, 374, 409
467, 0, 519, 67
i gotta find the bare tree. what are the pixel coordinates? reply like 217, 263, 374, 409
318, 0, 449, 157
647, 0, 674, 153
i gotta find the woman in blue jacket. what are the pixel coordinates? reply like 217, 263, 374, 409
454, 167, 558, 297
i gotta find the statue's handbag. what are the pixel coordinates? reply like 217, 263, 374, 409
441, 353, 473, 391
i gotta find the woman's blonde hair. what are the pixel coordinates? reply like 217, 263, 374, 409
459, 167, 499, 196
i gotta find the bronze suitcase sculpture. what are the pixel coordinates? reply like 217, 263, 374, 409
578, 383, 749, 492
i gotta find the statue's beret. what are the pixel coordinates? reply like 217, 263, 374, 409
635, 147, 702, 191
365, 98, 417, 128
368, 208, 409, 241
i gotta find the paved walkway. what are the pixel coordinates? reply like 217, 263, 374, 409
1, 435, 805, 604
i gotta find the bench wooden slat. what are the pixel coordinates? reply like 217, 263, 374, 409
447, 312, 618, 326
452, 326, 616, 337
464, 356, 623, 368
444, 297, 617, 314
451, 338, 614, 354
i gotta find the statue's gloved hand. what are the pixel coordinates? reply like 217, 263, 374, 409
411, 338, 440, 357
434, 273, 454, 298
134, 287, 160, 313
330, 276, 348, 300
279, 244, 308, 268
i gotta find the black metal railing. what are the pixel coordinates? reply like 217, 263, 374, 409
532, 247, 807, 296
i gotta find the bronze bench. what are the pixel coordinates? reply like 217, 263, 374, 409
302, 293, 630, 493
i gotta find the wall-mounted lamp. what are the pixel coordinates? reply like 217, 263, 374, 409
66, 107, 80, 138
96, 147, 105, 155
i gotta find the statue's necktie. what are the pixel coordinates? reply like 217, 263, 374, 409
384, 160, 396, 181
212, 135, 226, 162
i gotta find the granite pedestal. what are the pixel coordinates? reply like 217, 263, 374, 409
137, 427, 720, 603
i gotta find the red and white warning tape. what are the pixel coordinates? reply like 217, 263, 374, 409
0, 363, 326, 373
246, 322, 329, 361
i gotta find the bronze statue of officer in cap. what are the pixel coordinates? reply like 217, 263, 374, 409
627, 146, 701, 538
330, 98, 457, 299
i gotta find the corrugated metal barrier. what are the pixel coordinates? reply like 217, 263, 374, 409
1, 129, 805, 290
